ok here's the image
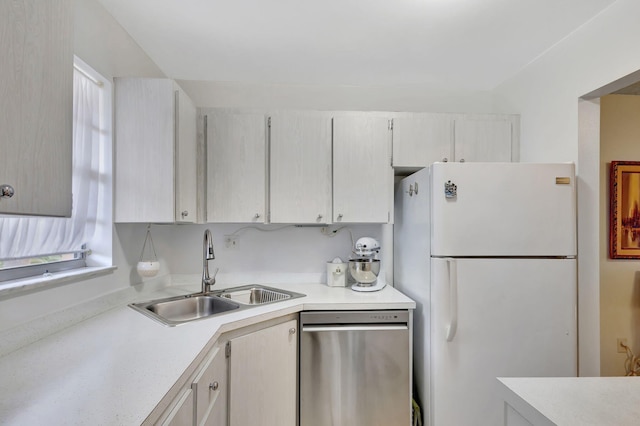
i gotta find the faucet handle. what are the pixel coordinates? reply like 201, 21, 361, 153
204, 267, 219, 293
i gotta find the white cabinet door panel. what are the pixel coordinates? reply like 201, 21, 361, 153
229, 320, 297, 426
333, 115, 392, 223
393, 114, 453, 168
454, 118, 512, 162
0, 0, 73, 216
175, 84, 198, 223
270, 114, 332, 223
207, 113, 266, 223
193, 345, 228, 426
115, 79, 175, 222
159, 388, 194, 426
115, 78, 199, 223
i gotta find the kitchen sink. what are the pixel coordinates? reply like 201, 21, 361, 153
129, 294, 240, 326
215, 285, 305, 305
129, 285, 306, 326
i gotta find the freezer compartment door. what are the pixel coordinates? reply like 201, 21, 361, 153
431, 162, 576, 256
429, 258, 577, 426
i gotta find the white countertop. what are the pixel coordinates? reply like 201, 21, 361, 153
499, 377, 640, 425
0, 281, 414, 425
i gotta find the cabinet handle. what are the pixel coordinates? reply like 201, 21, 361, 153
289, 328, 296, 335
442, 158, 448, 162
317, 214, 323, 220
459, 158, 465, 163
181, 210, 189, 218
0, 184, 14, 199
209, 381, 219, 391
406, 184, 414, 197
254, 213, 261, 219
337, 214, 343, 220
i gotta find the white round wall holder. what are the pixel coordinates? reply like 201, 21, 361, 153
136, 224, 160, 278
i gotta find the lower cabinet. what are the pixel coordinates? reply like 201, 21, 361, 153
145, 315, 297, 426
192, 344, 228, 425
228, 318, 297, 426
157, 389, 194, 426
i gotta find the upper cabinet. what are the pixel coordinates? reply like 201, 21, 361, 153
453, 115, 515, 162
202, 110, 518, 224
204, 111, 393, 224
392, 114, 453, 171
206, 112, 266, 223
114, 78, 197, 223
0, 0, 73, 216
391, 113, 518, 172
333, 115, 393, 223
269, 113, 332, 224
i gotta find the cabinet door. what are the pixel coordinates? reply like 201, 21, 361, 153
453, 117, 512, 162
115, 78, 176, 223
159, 388, 194, 426
193, 344, 228, 426
229, 319, 297, 426
0, 0, 73, 216
207, 113, 266, 223
174, 84, 197, 223
393, 114, 453, 168
333, 115, 392, 223
269, 114, 332, 223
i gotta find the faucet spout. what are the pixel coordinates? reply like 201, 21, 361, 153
202, 229, 216, 293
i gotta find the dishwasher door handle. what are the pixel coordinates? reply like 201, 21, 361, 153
302, 324, 408, 332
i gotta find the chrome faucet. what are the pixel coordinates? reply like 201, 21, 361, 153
202, 229, 216, 293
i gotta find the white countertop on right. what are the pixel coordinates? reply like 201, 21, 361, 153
499, 376, 640, 425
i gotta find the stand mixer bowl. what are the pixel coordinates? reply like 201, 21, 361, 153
348, 259, 381, 286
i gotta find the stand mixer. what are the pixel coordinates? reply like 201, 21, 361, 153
348, 237, 386, 292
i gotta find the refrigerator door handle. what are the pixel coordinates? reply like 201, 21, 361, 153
445, 258, 458, 342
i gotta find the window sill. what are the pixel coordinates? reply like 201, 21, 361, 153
0, 266, 117, 300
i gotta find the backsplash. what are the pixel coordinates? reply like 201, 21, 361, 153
116, 222, 386, 284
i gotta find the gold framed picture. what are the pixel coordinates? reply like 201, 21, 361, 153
610, 161, 640, 259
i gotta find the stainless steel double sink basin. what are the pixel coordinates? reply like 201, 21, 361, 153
129, 285, 305, 326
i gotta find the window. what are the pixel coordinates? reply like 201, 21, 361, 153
0, 58, 112, 283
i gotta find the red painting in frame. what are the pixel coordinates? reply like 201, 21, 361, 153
610, 161, 640, 259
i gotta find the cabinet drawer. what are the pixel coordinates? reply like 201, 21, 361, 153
193, 344, 228, 425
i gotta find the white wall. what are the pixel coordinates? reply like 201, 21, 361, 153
494, 0, 640, 163
178, 80, 496, 113
73, 0, 165, 80
494, 0, 640, 376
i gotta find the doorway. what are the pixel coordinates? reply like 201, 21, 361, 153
579, 70, 640, 376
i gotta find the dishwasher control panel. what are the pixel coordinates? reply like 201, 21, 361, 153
300, 310, 409, 325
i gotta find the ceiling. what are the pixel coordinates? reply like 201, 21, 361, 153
96, 0, 616, 91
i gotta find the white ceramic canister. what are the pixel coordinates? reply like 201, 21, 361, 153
326, 257, 348, 287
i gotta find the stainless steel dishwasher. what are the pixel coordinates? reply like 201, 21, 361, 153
299, 310, 411, 426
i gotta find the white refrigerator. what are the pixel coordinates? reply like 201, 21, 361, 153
394, 162, 577, 426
